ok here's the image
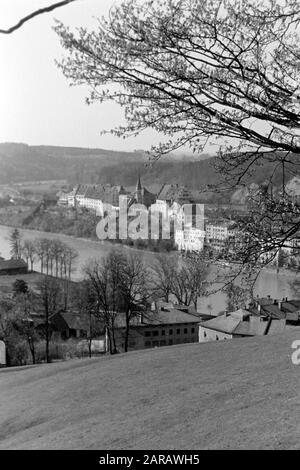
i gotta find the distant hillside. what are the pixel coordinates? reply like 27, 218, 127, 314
0, 330, 299, 449
0, 143, 297, 202
0, 143, 149, 184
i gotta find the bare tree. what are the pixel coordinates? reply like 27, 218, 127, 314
70, 281, 102, 358
0, 298, 17, 366
22, 240, 36, 272
151, 253, 177, 303
55, 0, 300, 260
35, 238, 46, 274
84, 251, 125, 354
118, 253, 151, 353
225, 283, 250, 313
170, 255, 208, 309
151, 252, 208, 309
14, 291, 40, 364
36, 276, 63, 363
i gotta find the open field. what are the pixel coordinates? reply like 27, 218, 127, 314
0, 329, 299, 450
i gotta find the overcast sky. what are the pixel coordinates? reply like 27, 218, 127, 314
0, 0, 167, 150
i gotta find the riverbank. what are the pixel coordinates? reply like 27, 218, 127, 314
0, 224, 299, 314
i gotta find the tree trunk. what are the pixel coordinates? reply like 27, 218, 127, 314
29, 341, 36, 364
45, 299, 50, 363
124, 312, 130, 353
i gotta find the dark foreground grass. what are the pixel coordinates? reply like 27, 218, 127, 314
0, 330, 300, 450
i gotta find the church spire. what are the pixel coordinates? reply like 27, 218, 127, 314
136, 172, 142, 204
136, 172, 142, 192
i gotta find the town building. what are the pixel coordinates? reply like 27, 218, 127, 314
156, 184, 195, 206
248, 296, 300, 325
175, 224, 206, 252
205, 220, 239, 251
199, 308, 286, 343
128, 174, 157, 208
110, 306, 201, 353
58, 183, 128, 214
50, 311, 104, 340
0, 259, 28, 276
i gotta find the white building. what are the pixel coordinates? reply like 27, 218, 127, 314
58, 184, 128, 215
175, 225, 206, 252
205, 221, 239, 251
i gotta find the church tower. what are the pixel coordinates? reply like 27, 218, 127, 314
136, 172, 143, 204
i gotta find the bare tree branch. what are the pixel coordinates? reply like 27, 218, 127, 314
0, 0, 78, 34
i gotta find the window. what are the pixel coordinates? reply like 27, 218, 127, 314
176, 329, 180, 335
169, 339, 173, 345
144, 341, 151, 348
152, 340, 159, 347
153, 330, 159, 337
159, 340, 166, 346
169, 329, 173, 335
144, 331, 151, 337
184, 328, 188, 334
216, 336, 219, 341
203, 331, 207, 338
191, 328, 195, 334
161, 330, 165, 336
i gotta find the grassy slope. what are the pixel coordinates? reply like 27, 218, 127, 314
0, 330, 300, 450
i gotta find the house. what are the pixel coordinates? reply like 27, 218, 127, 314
199, 308, 286, 343
157, 184, 194, 206
204, 220, 243, 255
0, 340, 6, 367
50, 311, 104, 340
175, 224, 206, 252
248, 296, 300, 325
0, 259, 28, 276
75, 184, 128, 215
110, 306, 201, 353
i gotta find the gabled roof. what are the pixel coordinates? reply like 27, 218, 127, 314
50, 311, 103, 332
200, 313, 285, 337
199, 315, 241, 334
249, 298, 300, 321
0, 259, 28, 270
157, 184, 194, 203
83, 184, 128, 204
115, 308, 200, 329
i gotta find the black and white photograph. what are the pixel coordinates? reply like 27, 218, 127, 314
0, 0, 299, 454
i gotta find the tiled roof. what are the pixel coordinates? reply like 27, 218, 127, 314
233, 318, 269, 336
200, 313, 286, 336
0, 259, 28, 270
199, 315, 241, 334
51, 311, 103, 332
249, 298, 300, 321
157, 184, 194, 203
115, 308, 201, 329
83, 185, 128, 204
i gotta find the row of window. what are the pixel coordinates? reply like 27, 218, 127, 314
144, 327, 195, 337
144, 338, 193, 348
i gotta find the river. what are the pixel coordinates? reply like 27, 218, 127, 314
0, 224, 298, 315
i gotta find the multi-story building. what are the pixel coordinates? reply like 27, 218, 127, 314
156, 184, 194, 207
175, 225, 206, 252
58, 184, 128, 215
199, 308, 286, 343
111, 306, 201, 353
205, 220, 239, 251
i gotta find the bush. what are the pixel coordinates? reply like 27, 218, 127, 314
35, 339, 95, 362
6, 338, 31, 367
